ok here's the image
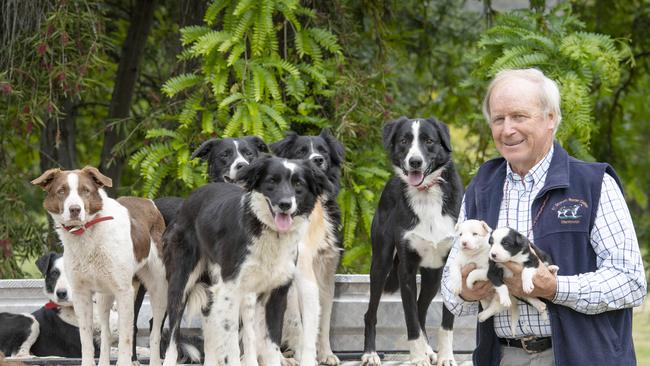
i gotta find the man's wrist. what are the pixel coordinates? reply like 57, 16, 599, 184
552, 275, 579, 304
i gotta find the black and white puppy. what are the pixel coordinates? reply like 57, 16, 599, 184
481, 227, 559, 332
270, 128, 344, 366
362, 117, 463, 366
162, 156, 331, 366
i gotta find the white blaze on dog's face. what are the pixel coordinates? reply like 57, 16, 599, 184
455, 219, 491, 253
31, 166, 112, 226
489, 227, 530, 263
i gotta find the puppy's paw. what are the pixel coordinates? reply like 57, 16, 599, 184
522, 280, 535, 294
437, 357, 457, 366
477, 310, 491, 322
361, 352, 382, 366
318, 351, 340, 366
499, 295, 512, 307
452, 284, 462, 295
281, 355, 299, 366
547, 265, 559, 275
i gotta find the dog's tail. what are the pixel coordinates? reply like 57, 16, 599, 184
383, 255, 400, 293
185, 280, 211, 319
160, 328, 204, 364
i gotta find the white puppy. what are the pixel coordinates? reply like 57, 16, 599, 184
449, 219, 492, 297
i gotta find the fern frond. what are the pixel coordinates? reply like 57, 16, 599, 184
180, 26, 212, 46
218, 92, 244, 110
233, 0, 257, 16
161, 73, 201, 97
191, 31, 230, 55
145, 128, 181, 140
259, 104, 288, 130
308, 28, 342, 55
204, 0, 230, 26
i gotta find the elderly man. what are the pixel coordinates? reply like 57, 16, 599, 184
441, 68, 647, 366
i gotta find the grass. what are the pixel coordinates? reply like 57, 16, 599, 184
634, 299, 650, 363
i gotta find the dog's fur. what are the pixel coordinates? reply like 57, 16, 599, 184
162, 156, 331, 366
269, 129, 344, 366
362, 117, 463, 366
31, 167, 168, 366
448, 220, 492, 297
479, 227, 559, 334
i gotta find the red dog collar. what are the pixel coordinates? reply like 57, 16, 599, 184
63, 216, 114, 236
44, 301, 60, 310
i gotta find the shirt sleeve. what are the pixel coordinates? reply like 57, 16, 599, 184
552, 173, 648, 314
441, 195, 481, 316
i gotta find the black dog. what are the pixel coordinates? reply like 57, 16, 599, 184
270, 129, 344, 365
162, 156, 331, 366
362, 117, 463, 366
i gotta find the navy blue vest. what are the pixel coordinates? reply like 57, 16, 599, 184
464, 142, 636, 366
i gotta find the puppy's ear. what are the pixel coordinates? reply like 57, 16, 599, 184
427, 118, 452, 153
191, 138, 221, 160
244, 136, 269, 153
270, 131, 298, 157
480, 220, 492, 234
81, 166, 112, 188
36, 252, 58, 276
304, 160, 333, 198
320, 128, 345, 167
382, 117, 407, 150
31, 169, 62, 190
235, 155, 271, 190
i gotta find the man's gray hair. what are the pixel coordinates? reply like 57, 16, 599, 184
481, 68, 562, 133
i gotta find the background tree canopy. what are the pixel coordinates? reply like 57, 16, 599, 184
1, 0, 648, 278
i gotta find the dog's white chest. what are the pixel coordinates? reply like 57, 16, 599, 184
238, 230, 299, 292
403, 188, 455, 269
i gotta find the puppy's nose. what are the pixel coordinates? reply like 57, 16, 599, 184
409, 157, 422, 169
312, 156, 324, 166
69, 205, 81, 218
235, 162, 248, 171
461, 241, 468, 249
56, 289, 68, 300
491, 252, 497, 259
278, 200, 292, 212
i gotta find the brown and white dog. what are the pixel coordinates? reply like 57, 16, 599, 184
31, 166, 168, 366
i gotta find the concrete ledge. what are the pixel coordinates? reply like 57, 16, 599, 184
0, 275, 476, 353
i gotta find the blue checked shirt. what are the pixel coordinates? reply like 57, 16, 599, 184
441, 145, 647, 338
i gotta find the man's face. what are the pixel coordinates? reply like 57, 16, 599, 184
488, 78, 556, 176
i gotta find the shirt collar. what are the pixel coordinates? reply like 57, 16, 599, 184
506, 144, 554, 189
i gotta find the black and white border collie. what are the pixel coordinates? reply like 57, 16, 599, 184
480, 227, 559, 332
270, 129, 344, 366
162, 156, 331, 366
362, 117, 463, 366
154, 136, 269, 226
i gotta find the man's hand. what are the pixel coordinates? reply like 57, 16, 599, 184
458, 263, 493, 301
502, 262, 558, 300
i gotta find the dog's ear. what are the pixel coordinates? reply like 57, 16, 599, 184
36, 252, 58, 276
244, 136, 269, 154
81, 166, 112, 188
236, 154, 271, 190
270, 131, 298, 157
426, 118, 452, 153
31, 169, 62, 190
303, 160, 333, 197
382, 117, 407, 150
191, 138, 221, 160
480, 220, 492, 234
320, 128, 345, 167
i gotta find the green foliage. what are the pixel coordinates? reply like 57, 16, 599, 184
133, 0, 342, 198
472, 3, 632, 160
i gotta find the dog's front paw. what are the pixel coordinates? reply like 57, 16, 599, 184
410, 356, 434, 366
547, 265, 559, 275
361, 352, 382, 366
522, 280, 535, 294
477, 310, 491, 322
318, 351, 340, 366
281, 355, 299, 366
499, 295, 511, 307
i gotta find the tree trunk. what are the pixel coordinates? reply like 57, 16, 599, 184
39, 98, 78, 171
100, 0, 157, 196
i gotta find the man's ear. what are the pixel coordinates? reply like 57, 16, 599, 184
320, 128, 345, 167
244, 136, 269, 153
31, 169, 62, 190
36, 252, 58, 276
191, 138, 221, 160
81, 166, 112, 188
235, 155, 271, 190
270, 132, 298, 157
382, 117, 407, 150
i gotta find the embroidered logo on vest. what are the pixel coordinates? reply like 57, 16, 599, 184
552, 198, 588, 224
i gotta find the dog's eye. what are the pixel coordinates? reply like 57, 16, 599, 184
245, 151, 253, 156
294, 180, 303, 188
425, 138, 434, 145
472, 232, 478, 236
80, 186, 90, 194
317, 146, 327, 153
221, 151, 231, 158
57, 187, 65, 195
400, 138, 408, 145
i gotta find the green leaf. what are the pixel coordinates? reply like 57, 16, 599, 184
161, 74, 202, 97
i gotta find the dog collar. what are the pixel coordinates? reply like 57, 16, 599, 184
62, 216, 114, 236
416, 176, 446, 192
44, 301, 60, 310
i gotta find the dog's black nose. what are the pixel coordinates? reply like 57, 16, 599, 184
56, 289, 68, 300
409, 157, 422, 169
278, 200, 292, 211
235, 162, 247, 171
491, 252, 497, 259
312, 156, 324, 166
69, 205, 81, 217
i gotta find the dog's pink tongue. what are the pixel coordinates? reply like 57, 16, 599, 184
408, 171, 424, 186
274, 213, 293, 233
